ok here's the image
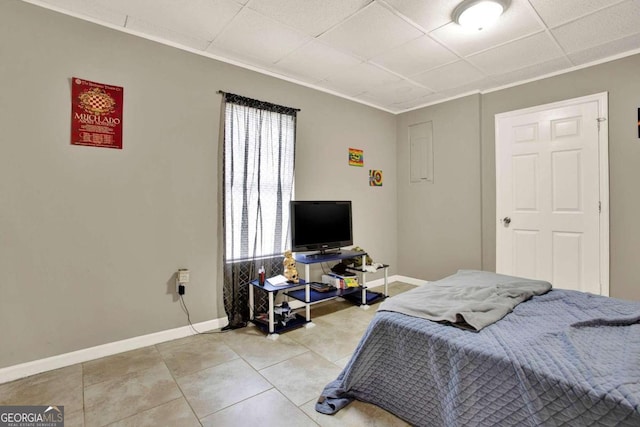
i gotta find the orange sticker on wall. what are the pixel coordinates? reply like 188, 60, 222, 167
369, 170, 383, 186
71, 77, 123, 149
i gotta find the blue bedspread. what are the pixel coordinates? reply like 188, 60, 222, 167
317, 287, 640, 426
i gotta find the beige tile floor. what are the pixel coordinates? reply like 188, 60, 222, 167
0, 282, 416, 427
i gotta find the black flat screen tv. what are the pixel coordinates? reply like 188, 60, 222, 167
290, 200, 353, 255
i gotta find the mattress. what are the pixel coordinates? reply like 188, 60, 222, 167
317, 273, 640, 426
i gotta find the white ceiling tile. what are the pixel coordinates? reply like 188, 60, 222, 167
83, 0, 243, 42
383, 0, 459, 32
40, 0, 126, 26
248, 0, 371, 37
206, 43, 277, 70
438, 77, 497, 98
357, 80, 434, 105
313, 81, 363, 98
136, 0, 242, 42
371, 35, 459, 76
467, 32, 565, 75
273, 41, 362, 83
489, 57, 574, 87
568, 32, 640, 65
393, 92, 454, 111
529, 0, 624, 28
319, 2, 424, 59
212, 8, 311, 65
552, 0, 640, 53
430, 0, 543, 56
86, 0, 178, 20
412, 60, 486, 91
320, 62, 402, 96
126, 17, 210, 51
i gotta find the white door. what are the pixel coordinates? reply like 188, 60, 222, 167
496, 93, 609, 295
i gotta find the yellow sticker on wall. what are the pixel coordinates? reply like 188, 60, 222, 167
349, 148, 364, 166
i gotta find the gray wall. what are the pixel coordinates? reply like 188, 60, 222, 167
0, 2, 397, 368
397, 53, 640, 301
396, 95, 483, 280
480, 54, 640, 301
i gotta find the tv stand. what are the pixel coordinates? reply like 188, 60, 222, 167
290, 250, 389, 323
248, 250, 390, 337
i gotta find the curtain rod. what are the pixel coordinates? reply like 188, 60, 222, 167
217, 90, 301, 112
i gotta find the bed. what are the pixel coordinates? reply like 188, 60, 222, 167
316, 270, 640, 426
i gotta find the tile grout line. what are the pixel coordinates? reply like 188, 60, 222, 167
82, 347, 196, 426
156, 342, 205, 427
229, 348, 321, 426
190, 348, 275, 421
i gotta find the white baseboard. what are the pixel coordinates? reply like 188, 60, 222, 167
364, 274, 428, 288
388, 275, 430, 287
0, 317, 228, 385
0, 275, 428, 385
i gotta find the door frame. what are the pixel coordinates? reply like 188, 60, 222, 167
495, 92, 609, 296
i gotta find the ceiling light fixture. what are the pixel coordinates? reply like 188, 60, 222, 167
452, 0, 510, 31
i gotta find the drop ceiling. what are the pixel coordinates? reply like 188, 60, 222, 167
26, 0, 640, 113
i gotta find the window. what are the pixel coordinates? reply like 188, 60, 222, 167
223, 94, 296, 262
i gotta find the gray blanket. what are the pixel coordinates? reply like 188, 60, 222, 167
379, 269, 551, 330
317, 272, 640, 426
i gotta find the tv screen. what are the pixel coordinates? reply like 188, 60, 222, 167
290, 201, 353, 254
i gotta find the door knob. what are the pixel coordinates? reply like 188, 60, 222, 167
502, 217, 511, 225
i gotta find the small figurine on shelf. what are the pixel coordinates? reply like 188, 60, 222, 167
283, 250, 299, 283
343, 246, 373, 268
274, 301, 296, 326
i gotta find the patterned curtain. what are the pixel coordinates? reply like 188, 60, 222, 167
220, 92, 297, 329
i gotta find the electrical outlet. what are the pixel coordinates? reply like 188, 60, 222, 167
178, 269, 190, 284
176, 269, 189, 295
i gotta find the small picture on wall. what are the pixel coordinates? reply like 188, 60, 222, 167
369, 170, 383, 186
349, 148, 364, 166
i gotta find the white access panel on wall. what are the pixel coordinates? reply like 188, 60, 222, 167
495, 92, 609, 296
408, 121, 433, 183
